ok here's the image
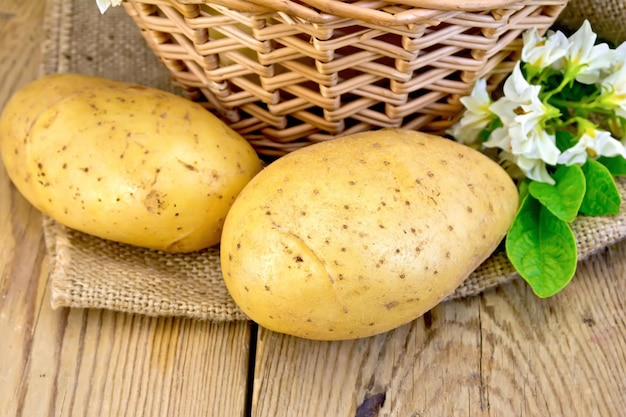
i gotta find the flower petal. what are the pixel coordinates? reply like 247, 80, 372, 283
448, 79, 493, 145
501, 152, 555, 184
522, 28, 568, 70
566, 20, 614, 84
557, 129, 626, 165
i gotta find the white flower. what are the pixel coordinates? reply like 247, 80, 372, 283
447, 79, 493, 145
485, 124, 560, 165
600, 63, 626, 119
599, 43, 626, 119
516, 125, 560, 164
489, 63, 549, 133
97, 0, 122, 14
522, 28, 568, 71
562, 20, 614, 84
613, 41, 626, 68
615, 41, 626, 64
484, 63, 560, 164
501, 151, 555, 184
557, 129, 626, 166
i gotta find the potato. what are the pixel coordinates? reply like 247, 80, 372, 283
220, 129, 518, 340
0, 73, 263, 252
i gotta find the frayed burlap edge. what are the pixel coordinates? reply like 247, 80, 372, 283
44, 216, 249, 321
41, 0, 626, 320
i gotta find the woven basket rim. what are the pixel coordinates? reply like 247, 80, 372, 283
174, 0, 526, 25
124, 0, 569, 153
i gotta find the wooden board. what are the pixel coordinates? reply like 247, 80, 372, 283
0, 2, 252, 417
251, 251, 626, 416
1, 1, 625, 416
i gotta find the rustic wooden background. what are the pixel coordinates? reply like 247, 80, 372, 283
1, 1, 625, 416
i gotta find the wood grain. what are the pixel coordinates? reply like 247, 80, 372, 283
251, 245, 626, 417
1, 1, 625, 417
0, 2, 252, 417
1, 2, 49, 415
478, 247, 626, 416
19, 305, 252, 417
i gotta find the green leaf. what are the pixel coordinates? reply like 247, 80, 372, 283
580, 159, 621, 215
539, 71, 565, 96
597, 155, 626, 176
555, 130, 577, 153
558, 79, 601, 108
518, 178, 531, 202
528, 165, 585, 222
506, 195, 578, 298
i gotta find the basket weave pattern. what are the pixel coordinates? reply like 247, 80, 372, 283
123, 0, 568, 155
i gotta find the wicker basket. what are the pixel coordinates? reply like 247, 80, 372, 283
122, 0, 569, 156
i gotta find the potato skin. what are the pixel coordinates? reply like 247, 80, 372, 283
220, 129, 518, 340
0, 73, 263, 252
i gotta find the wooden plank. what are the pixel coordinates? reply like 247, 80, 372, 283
0, 2, 253, 417
3, 1, 626, 416
1, 2, 50, 415
251, 243, 626, 416
479, 245, 626, 416
251, 295, 484, 416
19, 297, 252, 417
0, 0, 44, 104
2, 260, 253, 417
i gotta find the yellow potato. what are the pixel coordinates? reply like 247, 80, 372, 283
0, 73, 263, 252
220, 129, 518, 340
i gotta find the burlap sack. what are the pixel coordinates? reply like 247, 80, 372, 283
42, 0, 626, 321
557, 0, 626, 45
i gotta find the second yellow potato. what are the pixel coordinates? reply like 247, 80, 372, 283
0, 73, 263, 252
